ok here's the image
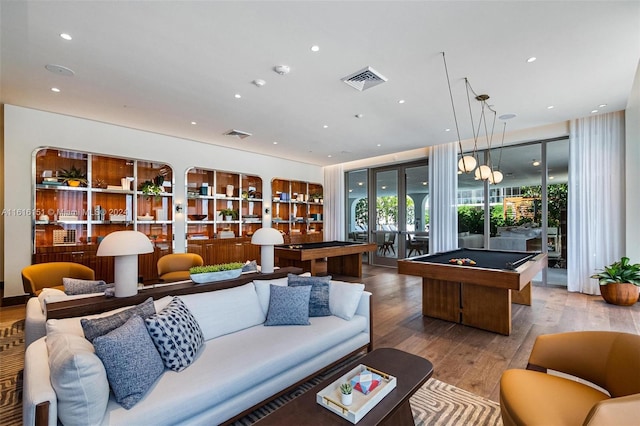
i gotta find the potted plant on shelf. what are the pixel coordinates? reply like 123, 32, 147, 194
58, 165, 87, 187
310, 192, 323, 203
591, 256, 640, 306
339, 382, 353, 406
189, 262, 244, 284
219, 208, 238, 221
140, 180, 163, 199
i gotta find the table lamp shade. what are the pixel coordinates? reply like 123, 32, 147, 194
251, 228, 284, 274
97, 231, 154, 297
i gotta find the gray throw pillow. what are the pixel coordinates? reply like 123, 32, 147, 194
93, 315, 164, 409
144, 297, 204, 372
242, 260, 258, 272
81, 297, 156, 342
63, 278, 112, 295
288, 274, 332, 317
264, 284, 312, 326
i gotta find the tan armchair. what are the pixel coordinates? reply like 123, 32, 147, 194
157, 253, 204, 281
22, 262, 95, 296
500, 331, 640, 426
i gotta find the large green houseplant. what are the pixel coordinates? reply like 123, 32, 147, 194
591, 257, 640, 306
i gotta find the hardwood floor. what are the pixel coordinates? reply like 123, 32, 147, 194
2, 263, 639, 405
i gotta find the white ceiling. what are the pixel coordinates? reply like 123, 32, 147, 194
2, 1, 639, 167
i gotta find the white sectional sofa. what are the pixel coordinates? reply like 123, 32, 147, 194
23, 276, 371, 426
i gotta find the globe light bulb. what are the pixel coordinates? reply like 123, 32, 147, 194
458, 155, 477, 173
489, 170, 504, 184
475, 164, 492, 180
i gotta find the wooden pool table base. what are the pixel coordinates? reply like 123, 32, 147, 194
422, 278, 531, 335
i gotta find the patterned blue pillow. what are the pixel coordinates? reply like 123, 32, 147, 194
93, 315, 164, 409
144, 297, 204, 372
63, 278, 112, 295
81, 297, 156, 342
288, 274, 332, 317
264, 284, 312, 326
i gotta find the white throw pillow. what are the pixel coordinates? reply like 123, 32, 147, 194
180, 283, 265, 340
46, 333, 109, 425
329, 281, 365, 320
253, 272, 312, 315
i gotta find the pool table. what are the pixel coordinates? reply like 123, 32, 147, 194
275, 240, 377, 278
397, 248, 547, 335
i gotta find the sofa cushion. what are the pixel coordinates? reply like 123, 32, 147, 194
329, 281, 365, 320
94, 315, 165, 409
145, 297, 204, 371
265, 285, 312, 326
81, 297, 156, 342
37, 288, 67, 311
254, 272, 312, 315
63, 277, 110, 295
46, 332, 109, 426
288, 274, 331, 317
180, 283, 265, 340
46, 296, 173, 338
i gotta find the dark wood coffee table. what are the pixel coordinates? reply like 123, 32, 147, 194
254, 348, 434, 425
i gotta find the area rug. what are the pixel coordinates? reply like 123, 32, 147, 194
0, 319, 501, 426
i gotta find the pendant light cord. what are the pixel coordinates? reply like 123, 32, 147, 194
441, 52, 464, 156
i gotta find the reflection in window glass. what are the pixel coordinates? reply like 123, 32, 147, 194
346, 170, 368, 242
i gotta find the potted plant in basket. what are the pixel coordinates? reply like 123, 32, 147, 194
591, 257, 640, 306
58, 165, 87, 187
189, 262, 244, 284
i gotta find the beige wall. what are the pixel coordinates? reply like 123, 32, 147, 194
3, 105, 323, 297
626, 62, 640, 262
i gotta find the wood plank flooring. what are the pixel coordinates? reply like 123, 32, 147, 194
2, 263, 639, 405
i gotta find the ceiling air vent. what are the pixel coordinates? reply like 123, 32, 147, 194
223, 129, 252, 139
341, 66, 388, 91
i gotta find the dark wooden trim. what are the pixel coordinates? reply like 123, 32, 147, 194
46, 267, 303, 319
221, 345, 369, 425
35, 401, 50, 426
368, 294, 374, 352
0, 294, 29, 307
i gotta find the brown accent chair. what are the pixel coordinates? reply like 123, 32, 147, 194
21, 262, 96, 296
500, 331, 640, 426
157, 253, 204, 281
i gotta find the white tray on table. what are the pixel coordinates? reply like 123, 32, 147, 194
316, 364, 397, 424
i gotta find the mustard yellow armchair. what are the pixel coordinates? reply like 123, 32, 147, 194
21, 262, 95, 296
157, 253, 204, 281
500, 331, 640, 426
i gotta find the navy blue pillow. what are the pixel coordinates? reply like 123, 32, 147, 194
264, 284, 312, 326
288, 274, 332, 317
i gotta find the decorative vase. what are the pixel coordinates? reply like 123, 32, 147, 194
225, 215, 233, 221
68, 179, 81, 187
600, 283, 639, 306
226, 185, 234, 197
341, 393, 352, 406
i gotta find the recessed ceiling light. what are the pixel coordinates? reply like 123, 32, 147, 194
591, 109, 598, 114
422, 181, 427, 186
398, 99, 405, 104
355, 114, 364, 119
381, 186, 387, 190
547, 105, 555, 109
327, 154, 332, 158
191, 121, 197, 125
273, 141, 278, 145
51, 87, 60, 92
377, 144, 381, 147
323, 124, 328, 128
60, 33, 72, 41
445, 128, 451, 132
532, 160, 540, 166
527, 57, 537, 63
252, 79, 266, 87
599, 104, 607, 108
358, 182, 364, 186
499, 113, 517, 120
349, 189, 353, 193
310, 45, 320, 52
549, 176, 555, 180
234, 93, 242, 99
45, 64, 75, 76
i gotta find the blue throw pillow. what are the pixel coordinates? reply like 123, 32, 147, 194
81, 297, 156, 342
264, 284, 312, 326
287, 274, 332, 317
144, 297, 205, 372
93, 315, 164, 409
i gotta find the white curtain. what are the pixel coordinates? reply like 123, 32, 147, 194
428, 142, 458, 253
568, 111, 625, 294
323, 164, 345, 240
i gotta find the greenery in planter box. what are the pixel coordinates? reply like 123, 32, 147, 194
591, 257, 640, 286
190, 262, 244, 274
